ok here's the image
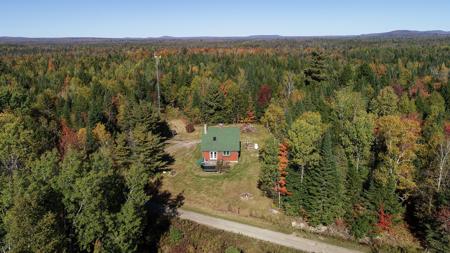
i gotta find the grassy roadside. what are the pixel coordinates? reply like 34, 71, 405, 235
159, 218, 305, 253
179, 206, 371, 253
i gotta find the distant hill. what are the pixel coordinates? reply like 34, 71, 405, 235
0, 30, 449, 44
358, 30, 450, 38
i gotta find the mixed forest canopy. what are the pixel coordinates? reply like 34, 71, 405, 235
0, 37, 449, 252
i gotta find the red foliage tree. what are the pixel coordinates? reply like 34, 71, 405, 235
275, 142, 290, 196
59, 119, 79, 157
409, 79, 430, 98
391, 84, 404, 97
376, 204, 392, 232
436, 207, 450, 233
257, 84, 272, 108
444, 121, 450, 137
243, 109, 256, 124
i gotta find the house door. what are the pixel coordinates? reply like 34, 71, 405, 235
210, 151, 217, 160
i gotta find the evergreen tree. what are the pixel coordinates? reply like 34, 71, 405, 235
363, 177, 403, 234
331, 88, 375, 218
285, 112, 326, 215
128, 101, 162, 135
304, 51, 327, 86
112, 132, 132, 170
258, 136, 280, 199
303, 131, 343, 226
62, 97, 72, 123
111, 163, 150, 252
86, 124, 97, 153
130, 124, 166, 175
338, 64, 354, 87
201, 83, 225, 123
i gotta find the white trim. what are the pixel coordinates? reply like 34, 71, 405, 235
210, 151, 217, 160
223, 151, 231, 156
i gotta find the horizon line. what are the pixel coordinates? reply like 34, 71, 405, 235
1, 30, 450, 39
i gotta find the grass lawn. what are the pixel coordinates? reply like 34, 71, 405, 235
163, 121, 370, 252
163, 123, 289, 228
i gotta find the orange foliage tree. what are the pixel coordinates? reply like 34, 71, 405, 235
59, 119, 79, 157
275, 142, 290, 207
376, 203, 393, 232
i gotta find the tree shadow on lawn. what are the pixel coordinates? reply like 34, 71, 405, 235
144, 178, 185, 253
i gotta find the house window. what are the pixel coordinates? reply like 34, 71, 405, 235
223, 151, 230, 156
210, 151, 217, 160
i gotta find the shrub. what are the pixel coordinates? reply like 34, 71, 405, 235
351, 214, 373, 239
168, 227, 183, 244
217, 160, 230, 173
225, 246, 242, 253
185, 122, 195, 133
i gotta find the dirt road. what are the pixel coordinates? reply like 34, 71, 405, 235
179, 209, 363, 253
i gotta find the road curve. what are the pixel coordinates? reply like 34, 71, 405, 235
179, 209, 363, 253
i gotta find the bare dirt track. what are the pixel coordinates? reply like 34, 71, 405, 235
165, 139, 200, 154
179, 209, 363, 253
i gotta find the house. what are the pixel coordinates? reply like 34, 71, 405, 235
200, 124, 240, 171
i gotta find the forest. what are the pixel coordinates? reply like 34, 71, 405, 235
0, 37, 449, 252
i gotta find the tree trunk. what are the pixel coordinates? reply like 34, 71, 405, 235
300, 166, 304, 184
437, 140, 449, 192
355, 154, 360, 173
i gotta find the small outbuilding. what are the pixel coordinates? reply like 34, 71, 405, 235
200, 124, 240, 171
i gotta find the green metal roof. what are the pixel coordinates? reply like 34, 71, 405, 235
201, 126, 240, 152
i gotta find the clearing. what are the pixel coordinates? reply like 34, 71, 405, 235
163, 121, 368, 252
163, 123, 284, 229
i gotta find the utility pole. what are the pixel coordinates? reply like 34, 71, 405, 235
154, 54, 161, 115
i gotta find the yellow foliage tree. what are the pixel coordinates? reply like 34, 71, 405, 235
77, 128, 87, 147
376, 115, 421, 192
93, 123, 112, 146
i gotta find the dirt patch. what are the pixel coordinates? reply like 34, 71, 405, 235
165, 140, 200, 154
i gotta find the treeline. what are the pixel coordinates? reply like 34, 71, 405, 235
0, 38, 449, 251
255, 46, 449, 251
0, 47, 181, 253
0, 97, 181, 251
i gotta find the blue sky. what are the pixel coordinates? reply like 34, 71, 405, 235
1, 0, 449, 37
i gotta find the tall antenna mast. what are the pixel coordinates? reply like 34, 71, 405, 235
154, 53, 161, 115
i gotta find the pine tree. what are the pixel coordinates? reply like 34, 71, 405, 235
303, 131, 343, 226
112, 163, 150, 252
285, 111, 326, 215
283, 165, 303, 215
112, 132, 132, 171
62, 97, 72, 123
258, 137, 279, 199
304, 51, 327, 86
130, 124, 166, 175
86, 124, 97, 153
128, 101, 162, 135
364, 177, 403, 234
201, 83, 225, 123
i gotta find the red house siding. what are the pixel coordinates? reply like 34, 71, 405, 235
202, 151, 239, 162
